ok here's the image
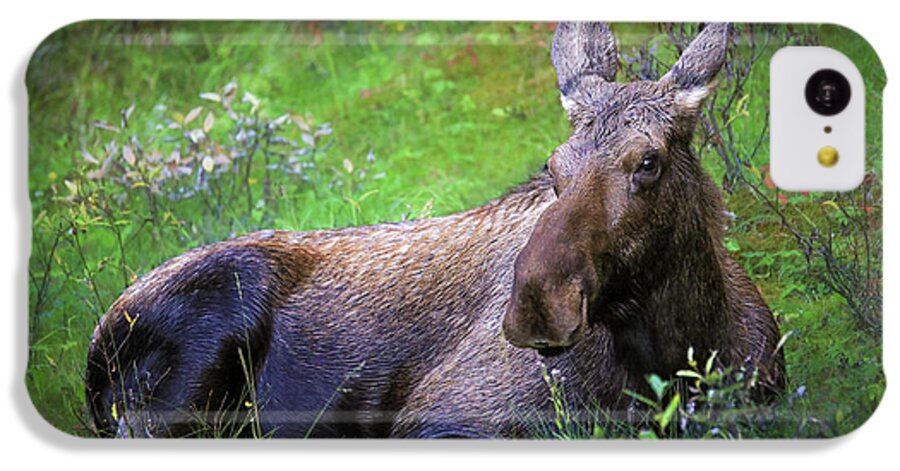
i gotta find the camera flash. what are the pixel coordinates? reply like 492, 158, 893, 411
817, 146, 839, 167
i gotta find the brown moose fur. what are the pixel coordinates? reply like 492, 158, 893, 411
86, 22, 785, 438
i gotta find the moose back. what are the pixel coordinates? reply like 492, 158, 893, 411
86, 22, 785, 438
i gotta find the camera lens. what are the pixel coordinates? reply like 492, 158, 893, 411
805, 69, 851, 116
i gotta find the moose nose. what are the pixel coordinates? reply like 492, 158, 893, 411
502, 284, 589, 350
503, 318, 584, 350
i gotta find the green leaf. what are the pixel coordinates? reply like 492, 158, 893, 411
623, 389, 657, 408
654, 392, 680, 429
724, 238, 741, 252
705, 350, 719, 375
647, 374, 669, 400
676, 370, 704, 380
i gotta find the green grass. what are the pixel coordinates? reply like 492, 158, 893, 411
26, 21, 884, 437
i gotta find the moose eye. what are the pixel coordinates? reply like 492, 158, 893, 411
639, 154, 658, 173
632, 151, 663, 190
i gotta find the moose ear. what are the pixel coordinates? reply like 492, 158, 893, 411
661, 23, 733, 112
551, 22, 618, 116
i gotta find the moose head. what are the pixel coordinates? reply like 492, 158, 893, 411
503, 23, 734, 352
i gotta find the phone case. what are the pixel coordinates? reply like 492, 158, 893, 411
26, 21, 884, 439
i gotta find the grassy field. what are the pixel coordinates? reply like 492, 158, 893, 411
26, 21, 884, 437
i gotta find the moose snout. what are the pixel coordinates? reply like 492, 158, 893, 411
503, 279, 589, 350
503, 195, 603, 351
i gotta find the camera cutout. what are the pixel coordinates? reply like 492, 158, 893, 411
770, 47, 864, 191
805, 69, 851, 116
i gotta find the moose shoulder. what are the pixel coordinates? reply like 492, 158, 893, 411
86, 22, 785, 439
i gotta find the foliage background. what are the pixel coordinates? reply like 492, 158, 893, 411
26, 21, 884, 437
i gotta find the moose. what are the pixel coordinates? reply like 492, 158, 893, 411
86, 22, 785, 438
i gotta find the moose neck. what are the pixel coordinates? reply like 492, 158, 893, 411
604, 159, 737, 378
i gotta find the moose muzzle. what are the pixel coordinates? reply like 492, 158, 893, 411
502, 205, 599, 350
